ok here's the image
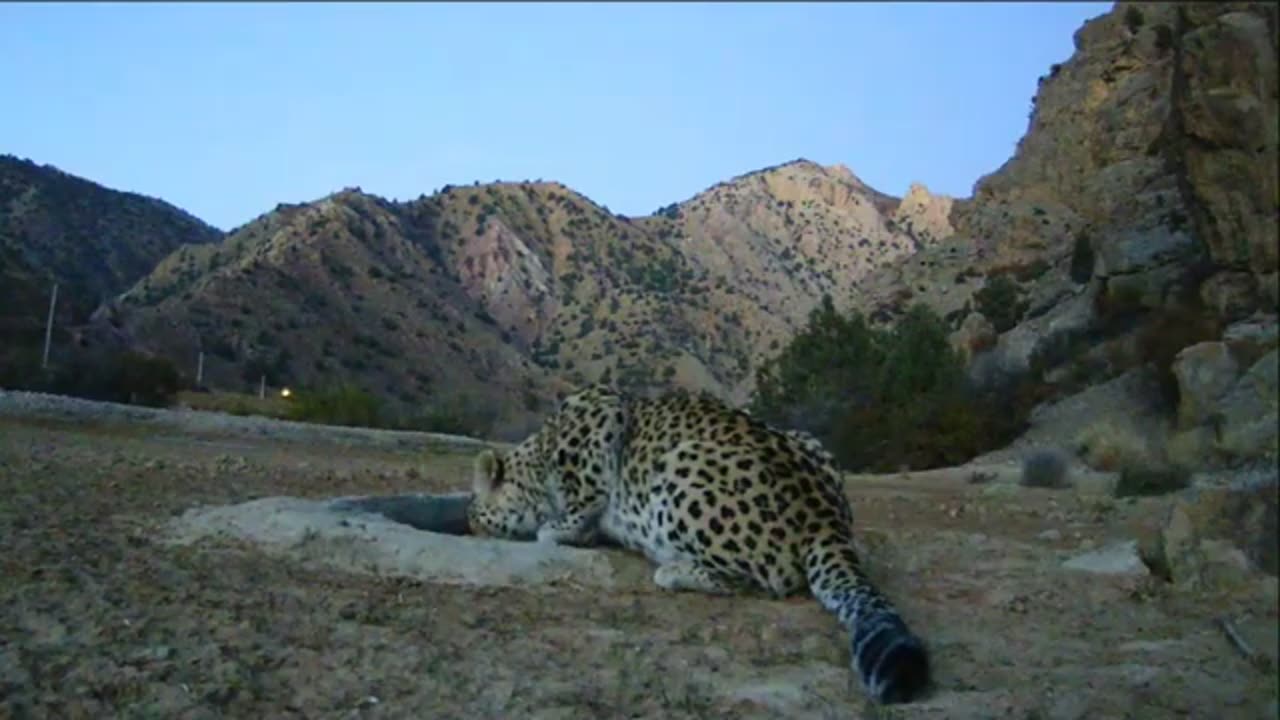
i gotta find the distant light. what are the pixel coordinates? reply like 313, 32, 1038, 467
280, 388, 292, 398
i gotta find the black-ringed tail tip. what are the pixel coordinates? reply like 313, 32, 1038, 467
852, 612, 932, 704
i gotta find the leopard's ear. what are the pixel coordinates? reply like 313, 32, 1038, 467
472, 449, 504, 498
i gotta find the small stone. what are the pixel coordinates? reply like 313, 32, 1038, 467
758, 624, 781, 647
704, 646, 729, 665
981, 483, 1020, 497
1045, 693, 1090, 720
1062, 540, 1149, 577
129, 645, 174, 664
1037, 529, 1063, 542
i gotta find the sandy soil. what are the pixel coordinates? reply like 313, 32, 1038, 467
1, 402, 1277, 719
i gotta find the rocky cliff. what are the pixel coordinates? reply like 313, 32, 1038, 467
855, 1, 1278, 469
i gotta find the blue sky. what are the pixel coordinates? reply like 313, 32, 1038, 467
2, 2, 1111, 231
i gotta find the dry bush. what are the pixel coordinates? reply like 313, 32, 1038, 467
1020, 448, 1071, 488
1114, 465, 1191, 498
1074, 418, 1162, 472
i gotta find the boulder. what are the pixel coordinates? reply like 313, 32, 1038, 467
1214, 349, 1279, 460
1139, 469, 1278, 589
988, 287, 1096, 376
1063, 540, 1150, 577
1221, 313, 1279, 367
1172, 342, 1240, 429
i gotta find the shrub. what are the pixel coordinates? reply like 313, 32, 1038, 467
1135, 303, 1221, 410
399, 394, 498, 438
288, 384, 382, 428
40, 350, 182, 407
1074, 419, 1156, 472
975, 274, 1025, 333
1020, 448, 1071, 488
1124, 6, 1144, 34
1114, 465, 1190, 498
1069, 231, 1094, 284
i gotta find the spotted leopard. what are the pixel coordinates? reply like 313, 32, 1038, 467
466, 384, 930, 704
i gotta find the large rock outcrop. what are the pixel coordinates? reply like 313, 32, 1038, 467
962, 2, 1276, 316
850, 2, 1277, 471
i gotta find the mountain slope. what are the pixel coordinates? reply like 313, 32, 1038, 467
98, 162, 952, 436
0, 155, 223, 326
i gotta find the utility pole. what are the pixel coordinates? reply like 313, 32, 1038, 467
196, 351, 205, 388
41, 282, 58, 370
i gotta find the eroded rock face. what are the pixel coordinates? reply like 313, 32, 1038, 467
963, 3, 1276, 317
1177, 7, 1279, 285
920, 3, 1278, 471
856, 4, 1275, 418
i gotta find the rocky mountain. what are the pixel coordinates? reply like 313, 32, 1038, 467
0, 155, 223, 331
91, 162, 951, 437
852, 1, 1277, 469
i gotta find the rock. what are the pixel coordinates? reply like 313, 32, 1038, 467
1200, 271, 1260, 322
892, 182, 955, 247
164, 496, 629, 590
1044, 693, 1091, 720
1038, 529, 1063, 542
1096, 226, 1201, 282
1166, 426, 1219, 469
128, 645, 175, 664
1140, 469, 1278, 588
981, 482, 1021, 497
1214, 349, 1279, 460
1221, 314, 1279, 367
1196, 539, 1255, 589
987, 288, 1096, 376
951, 312, 997, 363
1062, 540, 1149, 577
1172, 342, 1240, 429
1180, 8, 1279, 279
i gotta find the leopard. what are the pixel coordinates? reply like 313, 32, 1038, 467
466, 383, 931, 704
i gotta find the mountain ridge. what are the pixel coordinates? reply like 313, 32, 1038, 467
69, 156, 950, 436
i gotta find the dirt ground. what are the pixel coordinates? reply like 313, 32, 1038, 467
1, 411, 1277, 720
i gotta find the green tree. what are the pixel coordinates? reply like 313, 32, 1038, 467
752, 299, 1029, 472
288, 384, 382, 428
974, 274, 1025, 333
750, 294, 883, 438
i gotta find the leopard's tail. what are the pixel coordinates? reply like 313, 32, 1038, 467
804, 538, 930, 704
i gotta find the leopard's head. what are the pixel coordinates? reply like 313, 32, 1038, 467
466, 437, 550, 540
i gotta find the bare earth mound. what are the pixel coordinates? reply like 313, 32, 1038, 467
1, 397, 1276, 719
